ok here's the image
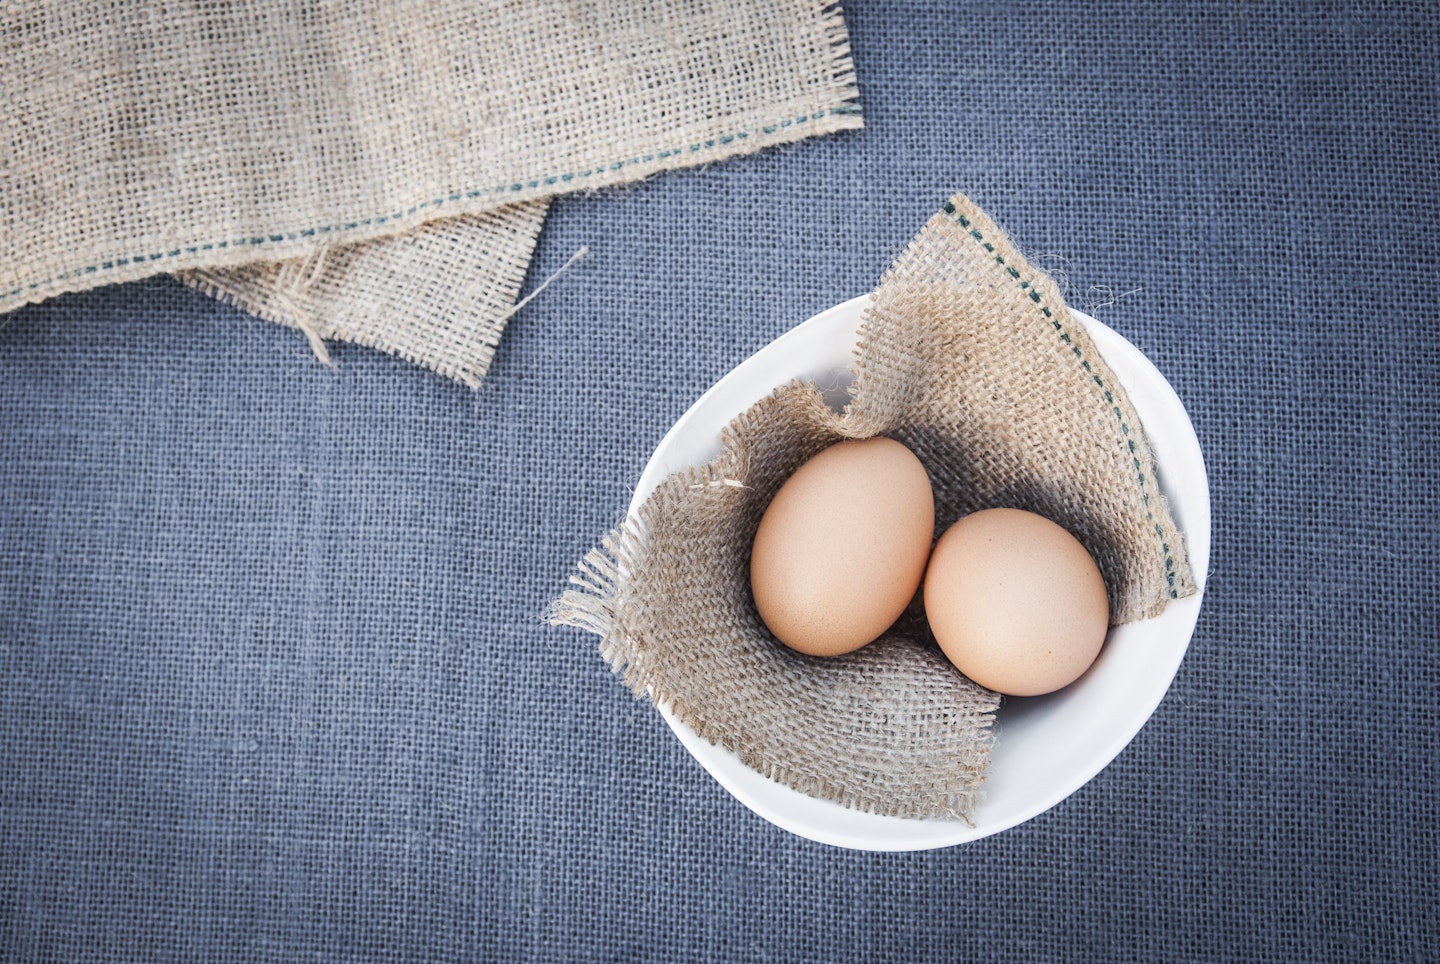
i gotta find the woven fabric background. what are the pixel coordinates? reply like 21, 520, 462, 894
2, 1, 1437, 959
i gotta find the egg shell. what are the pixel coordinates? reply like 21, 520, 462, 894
923, 508, 1109, 697
749, 437, 935, 657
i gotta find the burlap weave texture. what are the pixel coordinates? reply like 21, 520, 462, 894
2, 0, 860, 384
552, 194, 1195, 819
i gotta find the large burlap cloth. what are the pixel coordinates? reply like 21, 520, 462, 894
551, 194, 1196, 820
2, 1, 860, 386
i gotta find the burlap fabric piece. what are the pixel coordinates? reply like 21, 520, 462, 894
181, 205, 550, 388
2, 1, 860, 386
551, 194, 1196, 820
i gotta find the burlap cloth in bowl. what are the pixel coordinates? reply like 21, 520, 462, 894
551, 194, 1196, 821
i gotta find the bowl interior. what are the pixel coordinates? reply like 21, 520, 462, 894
629, 295, 1211, 851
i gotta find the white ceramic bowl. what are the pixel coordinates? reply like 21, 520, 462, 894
630, 295, 1211, 850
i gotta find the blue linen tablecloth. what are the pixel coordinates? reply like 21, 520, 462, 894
2, 1, 1436, 959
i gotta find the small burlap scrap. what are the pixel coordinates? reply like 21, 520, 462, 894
180, 204, 549, 388
2, 0, 860, 383
551, 193, 1194, 820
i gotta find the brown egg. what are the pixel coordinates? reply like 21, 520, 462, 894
750, 437, 935, 657
923, 508, 1109, 696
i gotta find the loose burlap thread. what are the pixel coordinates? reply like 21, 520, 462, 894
2, 1, 860, 385
551, 194, 1195, 820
